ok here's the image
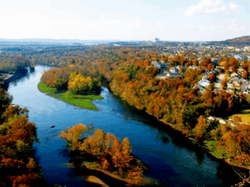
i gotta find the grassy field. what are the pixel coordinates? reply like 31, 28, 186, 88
204, 140, 226, 159
230, 114, 250, 123
38, 81, 56, 92
229, 107, 250, 123
38, 81, 103, 110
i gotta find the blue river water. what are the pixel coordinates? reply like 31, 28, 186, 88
7, 65, 239, 187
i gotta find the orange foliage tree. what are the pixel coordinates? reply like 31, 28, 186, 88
61, 123, 145, 184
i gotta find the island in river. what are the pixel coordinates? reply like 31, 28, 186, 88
38, 81, 103, 110
60, 123, 153, 186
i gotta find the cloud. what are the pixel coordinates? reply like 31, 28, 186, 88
141, 11, 148, 16
184, 0, 238, 16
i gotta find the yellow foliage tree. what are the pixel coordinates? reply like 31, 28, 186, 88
68, 72, 93, 94
121, 137, 132, 167
195, 115, 208, 141
60, 123, 87, 150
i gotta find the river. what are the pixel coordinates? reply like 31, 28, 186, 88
7, 65, 240, 187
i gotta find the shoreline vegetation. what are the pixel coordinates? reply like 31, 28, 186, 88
60, 123, 153, 186
0, 69, 28, 88
115, 89, 250, 171
111, 83, 250, 172
38, 81, 103, 110
0, 88, 47, 186
158, 119, 250, 170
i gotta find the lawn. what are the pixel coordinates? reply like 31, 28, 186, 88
229, 107, 250, 123
204, 140, 226, 159
230, 114, 250, 123
38, 81, 103, 110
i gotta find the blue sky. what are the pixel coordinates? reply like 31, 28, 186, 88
0, 0, 249, 41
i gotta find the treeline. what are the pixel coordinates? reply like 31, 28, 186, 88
0, 89, 46, 187
0, 54, 32, 73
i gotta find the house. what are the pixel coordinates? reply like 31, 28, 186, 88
240, 82, 250, 94
231, 76, 241, 87
155, 73, 167, 80
165, 72, 183, 78
187, 65, 199, 70
176, 65, 186, 72
196, 79, 210, 90
230, 72, 240, 79
244, 46, 250, 51
234, 54, 243, 61
207, 116, 227, 125
161, 63, 169, 70
151, 61, 169, 73
210, 69, 219, 75
211, 58, 219, 66
169, 67, 179, 73
151, 61, 161, 70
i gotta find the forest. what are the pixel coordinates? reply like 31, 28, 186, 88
1, 44, 250, 186
37, 45, 250, 173
0, 88, 46, 187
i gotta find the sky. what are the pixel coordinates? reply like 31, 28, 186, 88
0, 0, 249, 41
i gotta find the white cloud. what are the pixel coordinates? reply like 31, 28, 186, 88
141, 11, 148, 16
184, 0, 238, 16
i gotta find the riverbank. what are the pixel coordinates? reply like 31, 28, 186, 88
161, 116, 250, 171
111, 89, 250, 172
0, 70, 28, 88
38, 81, 103, 110
66, 147, 152, 186
68, 160, 151, 186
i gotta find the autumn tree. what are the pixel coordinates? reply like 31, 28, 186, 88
61, 123, 145, 182
0, 88, 12, 123
68, 71, 99, 95
242, 71, 248, 79
0, 101, 46, 186
207, 63, 213, 71
195, 115, 208, 141
229, 57, 238, 67
209, 72, 216, 82
192, 59, 198, 66
224, 61, 229, 71
60, 123, 87, 150
121, 137, 132, 168
221, 78, 227, 90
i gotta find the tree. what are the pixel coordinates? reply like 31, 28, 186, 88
60, 123, 87, 150
232, 116, 241, 122
192, 59, 198, 66
232, 65, 237, 73
207, 63, 213, 71
209, 73, 216, 82
121, 137, 132, 167
224, 61, 229, 71
68, 72, 94, 94
195, 115, 208, 141
0, 88, 12, 123
242, 71, 248, 79
221, 78, 227, 90
229, 57, 238, 67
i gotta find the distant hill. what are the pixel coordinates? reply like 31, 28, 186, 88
223, 35, 250, 45
0, 38, 118, 47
